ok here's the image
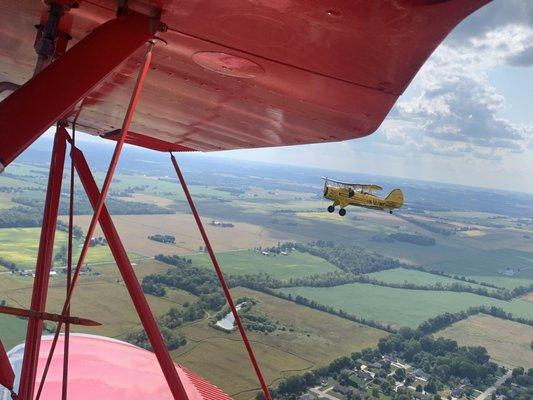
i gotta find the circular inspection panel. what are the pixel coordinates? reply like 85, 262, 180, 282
192, 51, 264, 78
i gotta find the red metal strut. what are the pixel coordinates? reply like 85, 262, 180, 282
18, 125, 68, 400
71, 145, 191, 400
0, 10, 156, 171
34, 42, 190, 400
170, 154, 273, 400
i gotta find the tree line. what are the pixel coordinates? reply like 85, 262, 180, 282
352, 275, 520, 301
147, 234, 176, 244
291, 241, 402, 274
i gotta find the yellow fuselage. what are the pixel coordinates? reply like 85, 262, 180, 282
324, 187, 400, 211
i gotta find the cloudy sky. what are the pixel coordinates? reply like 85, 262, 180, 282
219, 1, 533, 193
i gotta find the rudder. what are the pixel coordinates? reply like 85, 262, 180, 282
385, 188, 403, 207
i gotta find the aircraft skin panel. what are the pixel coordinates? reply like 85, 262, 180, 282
0, 0, 490, 152
1, 334, 232, 400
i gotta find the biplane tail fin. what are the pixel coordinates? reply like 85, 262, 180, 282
385, 188, 404, 208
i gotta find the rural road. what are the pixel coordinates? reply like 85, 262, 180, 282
475, 370, 512, 400
310, 386, 340, 400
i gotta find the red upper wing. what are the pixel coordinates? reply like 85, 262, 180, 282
0, 0, 489, 152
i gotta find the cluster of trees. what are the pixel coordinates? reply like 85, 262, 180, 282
147, 234, 176, 244
264, 334, 489, 400
377, 328, 499, 387
56, 220, 83, 238
158, 303, 205, 329
293, 241, 401, 274
0, 256, 17, 271
255, 242, 295, 255
89, 236, 107, 247
143, 254, 226, 310
124, 326, 186, 351
496, 368, 533, 400
373, 233, 436, 246
211, 297, 279, 334
0, 206, 41, 228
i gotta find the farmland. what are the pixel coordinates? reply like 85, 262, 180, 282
364, 267, 487, 288
0, 227, 142, 268
173, 287, 387, 399
278, 283, 533, 328
61, 213, 301, 257
189, 250, 339, 279
438, 314, 533, 369
1, 147, 533, 399
0, 260, 194, 345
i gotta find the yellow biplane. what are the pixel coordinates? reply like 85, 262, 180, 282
322, 178, 404, 216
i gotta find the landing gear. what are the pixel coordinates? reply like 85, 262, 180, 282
339, 208, 346, 216
327, 205, 335, 213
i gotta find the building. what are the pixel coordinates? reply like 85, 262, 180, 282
333, 385, 351, 396
451, 386, 463, 398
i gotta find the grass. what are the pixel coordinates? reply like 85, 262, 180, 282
278, 283, 533, 328
0, 227, 141, 268
438, 314, 533, 369
189, 250, 339, 279
0, 193, 14, 209
0, 314, 27, 350
364, 268, 486, 288
0, 273, 179, 339
173, 287, 387, 400
0, 228, 68, 267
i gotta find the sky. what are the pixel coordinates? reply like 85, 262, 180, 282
215, 1, 533, 193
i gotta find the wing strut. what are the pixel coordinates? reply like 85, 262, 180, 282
29, 41, 190, 400
170, 153, 273, 400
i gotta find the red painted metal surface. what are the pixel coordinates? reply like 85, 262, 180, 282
0, 8, 155, 169
0, 340, 14, 392
0, 1, 489, 163
18, 126, 67, 400
170, 154, 272, 400
71, 146, 191, 400
102, 130, 195, 152
4, 335, 232, 400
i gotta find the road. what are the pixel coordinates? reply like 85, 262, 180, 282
475, 370, 512, 400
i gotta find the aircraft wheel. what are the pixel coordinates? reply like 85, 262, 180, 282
327, 205, 335, 213
339, 208, 346, 216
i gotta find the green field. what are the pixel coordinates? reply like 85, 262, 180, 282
0, 314, 27, 350
278, 283, 533, 328
364, 268, 486, 288
189, 250, 339, 279
364, 239, 533, 289
0, 227, 142, 268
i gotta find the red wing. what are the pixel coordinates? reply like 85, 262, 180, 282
0, 0, 489, 153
